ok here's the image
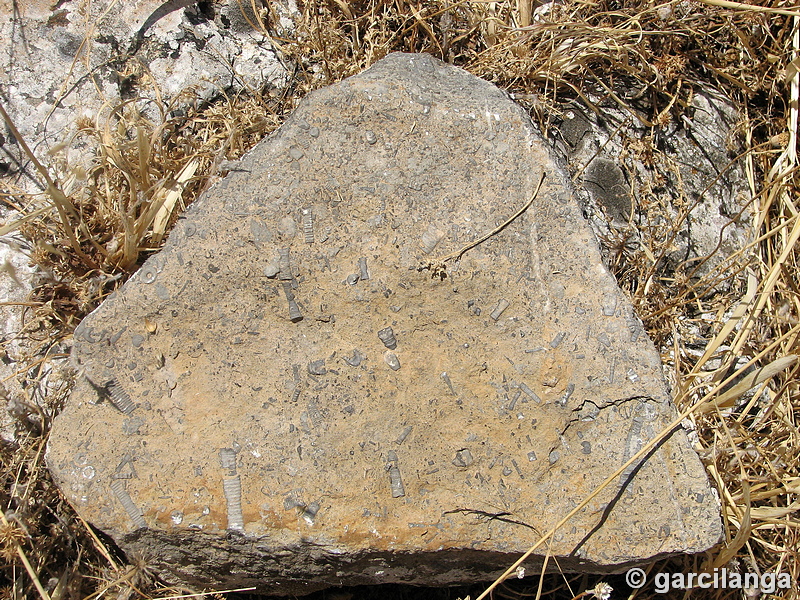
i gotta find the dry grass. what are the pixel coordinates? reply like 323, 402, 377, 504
1, 0, 800, 598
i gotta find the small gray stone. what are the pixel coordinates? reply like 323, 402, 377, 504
307, 359, 327, 376
583, 158, 631, 222
121, 417, 145, 436
452, 449, 473, 468
343, 349, 364, 367
263, 263, 280, 278
384, 352, 401, 371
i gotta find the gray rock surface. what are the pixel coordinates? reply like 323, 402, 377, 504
47, 53, 721, 593
555, 90, 751, 280
0, 0, 289, 162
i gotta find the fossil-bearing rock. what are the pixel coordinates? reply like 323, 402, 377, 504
47, 53, 721, 594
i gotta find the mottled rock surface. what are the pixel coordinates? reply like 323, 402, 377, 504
0, 0, 289, 153
47, 53, 721, 594
554, 90, 750, 279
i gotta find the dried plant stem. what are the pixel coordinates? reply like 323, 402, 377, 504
1, 354, 69, 385
437, 171, 547, 264
728, 217, 800, 357
76, 513, 120, 572
0, 510, 51, 600
0, 205, 55, 236
696, 0, 800, 17
0, 101, 100, 270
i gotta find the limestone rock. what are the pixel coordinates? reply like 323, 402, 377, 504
0, 0, 288, 178
0, 218, 47, 442
47, 53, 721, 593
555, 90, 750, 280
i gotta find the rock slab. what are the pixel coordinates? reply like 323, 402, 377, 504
47, 53, 721, 593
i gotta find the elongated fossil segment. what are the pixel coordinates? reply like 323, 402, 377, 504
377, 326, 397, 349
357, 257, 370, 280
278, 248, 292, 281
110, 479, 147, 530
288, 301, 303, 322
283, 282, 303, 322
558, 382, 575, 406
517, 381, 541, 403
105, 379, 136, 415
290, 363, 303, 401
420, 225, 445, 254
219, 448, 237, 473
386, 451, 405, 498
395, 425, 413, 445
302, 208, 314, 243
223, 474, 244, 531
388, 464, 405, 498
441, 372, 457, 396
490, 298, 510, 321
550, 331, 566, 348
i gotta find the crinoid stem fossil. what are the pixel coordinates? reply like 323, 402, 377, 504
278, 248, 292, 281
105, 379, 136, 415
223, 474, 245, 531
302, 208, 314, 244
377, 326, 398, 349
110, 480, 147, 529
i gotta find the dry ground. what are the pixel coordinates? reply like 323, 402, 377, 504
1, 0, 800, 599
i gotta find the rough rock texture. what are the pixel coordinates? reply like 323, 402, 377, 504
0, 0, 289, 195
0, 0, 289, 159
554, 90, 750, 279
47, 53, 721, 594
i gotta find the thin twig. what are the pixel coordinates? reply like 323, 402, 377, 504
446, 171, 547, 262
420, 171, 547, 277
